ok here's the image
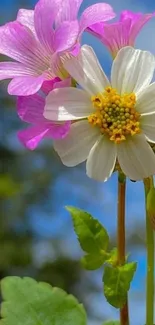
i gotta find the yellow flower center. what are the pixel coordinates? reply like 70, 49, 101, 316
88, 87, 141, 144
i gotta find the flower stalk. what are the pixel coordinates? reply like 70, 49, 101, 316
117, 172, 129, 325
143, 177, 154, 325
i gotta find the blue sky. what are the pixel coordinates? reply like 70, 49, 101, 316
1, 0, 155, 324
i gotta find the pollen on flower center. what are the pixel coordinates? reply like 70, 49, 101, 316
88, 87, 141, 144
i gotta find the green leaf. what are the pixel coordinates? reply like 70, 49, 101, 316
66, 206, 109, 254
0, 277, 87, 325
81, 251, 108, 270
103, 262, 137, 308
102, 321, 120, 325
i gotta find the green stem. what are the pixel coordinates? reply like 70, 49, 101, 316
117, 172, 129, 325
144, 177, 154, 325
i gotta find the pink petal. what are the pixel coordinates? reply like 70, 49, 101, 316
129, 13, 154, 44
120, 10, 140, 22
88, 21, 129, 56
120, 10, 152, 23
8, 75, 45, 96
18, 122, 70, 150
88, 11, 154, 57
17, 94, 45, 123
41, 77, 71, 95
17, 78, 72, 123
34, 0, 60, 52
49, 52, 62, 77
41, 77, 60, 95
17, 9, 35, 34
0, 21, 42, 68
53, 78, 71, 89
0, 62, 34, 80
100, 19, 131, 56
71, 43, 81, 56
55, 0, 83, 26
79, 3, 115, 34
49, 52, 71, 79
54, 21, 79, 52
119, 11, 154, 48
46, 121, 71, 139
87, 22, 105, 40
18, 125, 50, 150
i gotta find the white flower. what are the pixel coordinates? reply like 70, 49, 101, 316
44, 45, 155, 182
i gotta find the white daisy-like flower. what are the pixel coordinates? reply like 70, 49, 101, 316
44, 45, 155, 182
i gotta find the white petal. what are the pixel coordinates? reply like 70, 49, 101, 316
111, 47, 155, 95
86, 136, 116, 181
136, 82, 155, 114
117, 134, 155, 180
140, 113, 155, 143
44, 87, 93, 121
53, 120, 100, 166
64, 45, 110, 96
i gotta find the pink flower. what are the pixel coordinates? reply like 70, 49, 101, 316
0, 0, 115, 96
88, 10, 154, 57
17, 78, 71, 150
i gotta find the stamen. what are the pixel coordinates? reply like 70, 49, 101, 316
88, 87, 141, 144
